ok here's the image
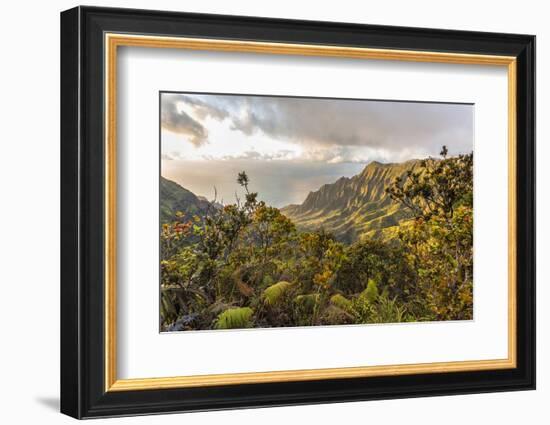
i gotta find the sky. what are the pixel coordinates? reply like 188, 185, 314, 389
161, 92, 473, 207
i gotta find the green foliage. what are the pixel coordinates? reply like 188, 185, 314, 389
330, 293, 352, 310
160, 177, 211, 224
370, 294, 407, 323
160, 150, 474, 331
386, 147, 473, 222
263, 281, 294, 305
295, 293, 320, 309
362, 279, 379, 303
387, 148, 474, 320
214, 307, 254, 329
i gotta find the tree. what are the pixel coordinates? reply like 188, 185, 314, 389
386, 146, 473, 222
386, 147, 474, 320
250, 202, 295, 264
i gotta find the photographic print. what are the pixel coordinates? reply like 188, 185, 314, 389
160, 92, 474, 332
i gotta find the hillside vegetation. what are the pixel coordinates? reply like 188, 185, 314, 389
160, 176, 213, 223
160, 147, 473, 331
281, 160, 419, 242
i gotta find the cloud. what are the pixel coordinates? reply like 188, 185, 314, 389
216, 149, 298, 161
160, 94, 209, 146
161, 93, 473, 160
161, 151, 184, 161
225, 97, 473, 156
177, 95, 229, 121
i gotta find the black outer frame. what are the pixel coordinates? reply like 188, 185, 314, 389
60, 6, 535, 419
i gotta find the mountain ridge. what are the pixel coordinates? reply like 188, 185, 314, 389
281, 159, 419, 243
160, 176, 213, 223
161, 159, 421, 243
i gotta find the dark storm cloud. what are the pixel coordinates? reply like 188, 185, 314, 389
161, 93, 473, 158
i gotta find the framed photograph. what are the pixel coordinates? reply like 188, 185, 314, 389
60, 6, 535, 419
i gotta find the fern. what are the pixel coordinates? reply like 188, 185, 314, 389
214, 307, 254, 329
330, 293, 352, 311
360, 279, 379, 303
263, 281, 294, 305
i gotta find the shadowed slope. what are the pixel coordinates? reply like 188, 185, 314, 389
160, 176, 214, 223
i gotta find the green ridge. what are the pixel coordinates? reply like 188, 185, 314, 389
281, 160, 419, 243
